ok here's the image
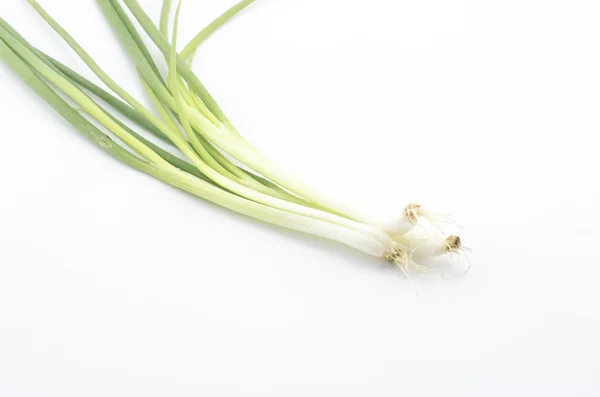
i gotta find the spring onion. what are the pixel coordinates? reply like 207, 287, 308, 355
0, 0, 466, 274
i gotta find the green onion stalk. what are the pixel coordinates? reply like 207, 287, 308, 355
0, 0, 465, 273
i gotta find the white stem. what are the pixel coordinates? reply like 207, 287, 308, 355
378, 204, 420, 235
150, 164, 391, 257
395, 230, 461, 259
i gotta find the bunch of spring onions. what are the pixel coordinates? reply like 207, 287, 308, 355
0, 0, 466, 275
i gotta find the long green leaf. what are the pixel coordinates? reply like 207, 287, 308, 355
109, 0, 166, 85
181, 0, 256, 61
159, 0, 172, 36
0, 36, 150, 173
121, 0, 230, 125
0, 21, 168, 165
0, 17, 165, 141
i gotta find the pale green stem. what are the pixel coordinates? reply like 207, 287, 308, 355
180, 0, 256, 61
159, 0, 172, 37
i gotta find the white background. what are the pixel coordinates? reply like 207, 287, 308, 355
1, 0, 599, 395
